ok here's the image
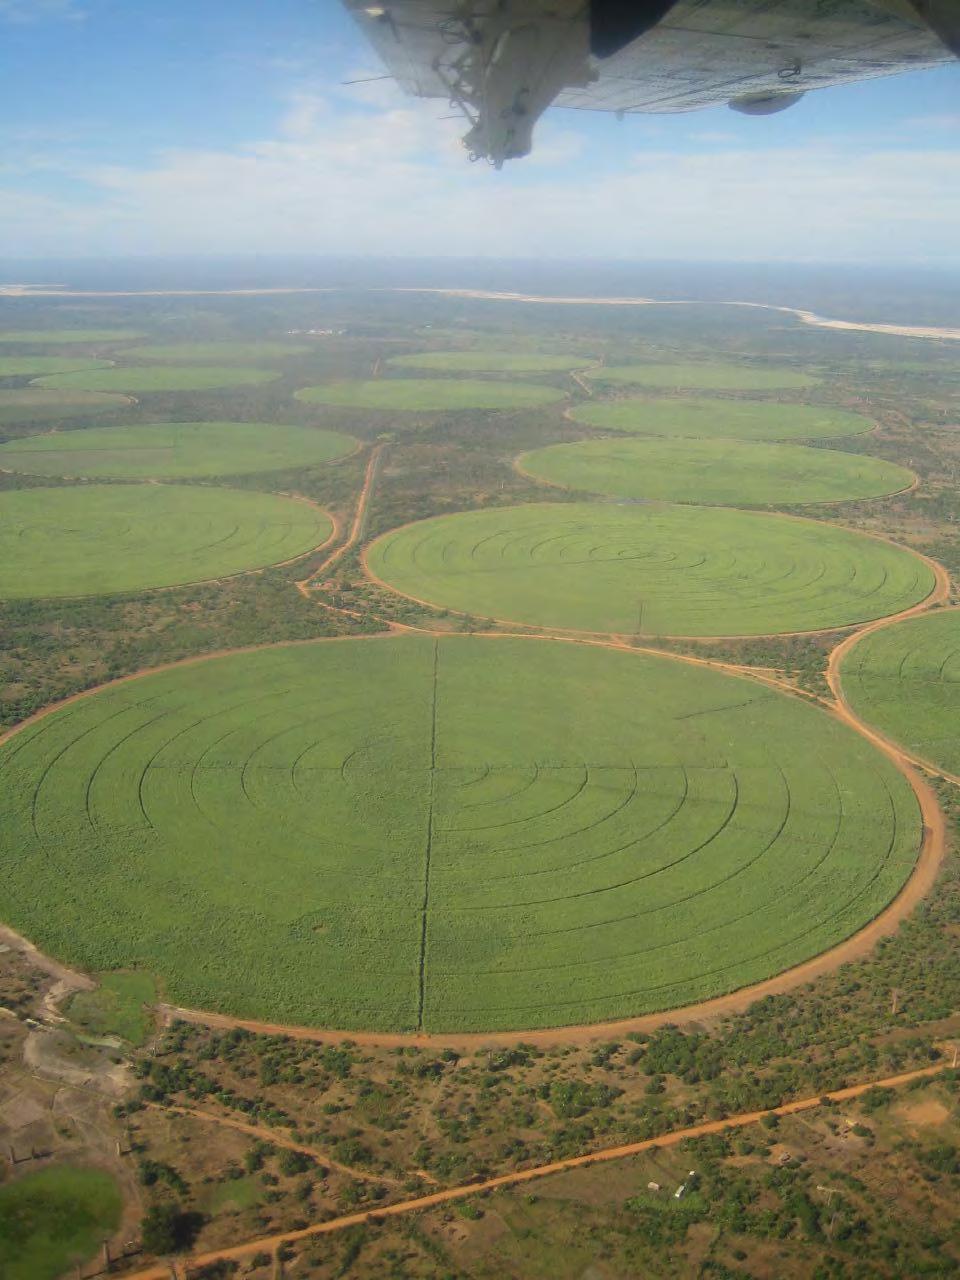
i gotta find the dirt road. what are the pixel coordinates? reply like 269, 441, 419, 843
120, 1059, 955, 1279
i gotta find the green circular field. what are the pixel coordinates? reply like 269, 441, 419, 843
0, 485, 331, 598
125, 342, 312, 361
585, 363, 818, 390
295, 379, 566, 412
32, 366, 280, 392
840, 609, 960, 777
388, 350, 593, 373
569, 397, 872, 441
0, 635, 920, 1032
0, 329, 143, 344
0, 388, 131, 425
366, 503, 933, 637
0, 421, 357, 479
0, 356, 112, 378
520, 437, 913, 506
0, 1165, 122, 1280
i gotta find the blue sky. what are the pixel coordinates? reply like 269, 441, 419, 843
2, 0, 958, 261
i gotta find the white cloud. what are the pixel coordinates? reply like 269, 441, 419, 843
3, 90, 959, 263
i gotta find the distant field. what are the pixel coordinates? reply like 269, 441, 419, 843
295, 378, 566, 411
584, 363, 818, 390
0, 635, 920, 1031
840, 609, 960, 777
0, 329, 143, 343
125, 341, 313, 361
569, 397, 872, 441
0, 485, 331, 598
0, 388, 131, 425
520, 437, 913, 506
0, 420, 357, 478
367, 502, 933, 637
0, 356, 112, 378
32, 366, 280, 392
388, 350, 594, 372
0, 1165, 122, 1280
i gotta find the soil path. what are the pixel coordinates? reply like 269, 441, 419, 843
142, 1102, 400, 1186
120, 1059, 954, 1279
295, 443, 384, 597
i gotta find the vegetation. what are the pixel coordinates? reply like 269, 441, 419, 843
0, 1165, 122, 1280
33, 365, 281, 392
519, 437, 914, 506
0, 635, 919, 1031
0, 421, 357, 479
387, 350, 595, 372
67, 970, 157, 1045
840, 607, 960, 776
584, 362, 819, 389
0, 484, 332, 597
569, 396, 873, 441
0, 328, 144, 343
367, 501, 934, 636
295, 378, 567, 411
124, 342, 313, 361
0, 387, 131, 425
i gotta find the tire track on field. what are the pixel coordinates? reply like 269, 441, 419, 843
121, 1059, 955, 1280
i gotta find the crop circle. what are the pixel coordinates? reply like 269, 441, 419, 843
584, 363, 817, 389
840, 609, 960, 778
0, 421, 357, 479
366, 503, 934, 637
0, 389, 131, 425
295, 379, 566, 411
0, 485, 332, 598
520, 437, 913, 506
569, 397, 872, 441
0, 635, 920, 1032
32, 366, 280, 392
125, 342, 312, 361
387, 350, 593, 372
0, 356, 113, 378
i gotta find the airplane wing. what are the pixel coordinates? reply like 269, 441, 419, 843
344, 1, 956, 165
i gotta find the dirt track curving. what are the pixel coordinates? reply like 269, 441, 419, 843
120, 1059, 955, 1279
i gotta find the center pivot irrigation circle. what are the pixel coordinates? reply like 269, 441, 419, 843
366, 503, 935, 638
0, 485, 333, 599
0, 636, 920, 1033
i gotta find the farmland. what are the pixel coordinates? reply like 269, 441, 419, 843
0, 387, 131, 425
0, 420, 357, 479
839, 608, 960, 778
584, 362, 818, 390
0, 635, 920, 1032
295, 378, 567, 411
0, 356, 113, 377
367, 502, 934, 637
568, 396, 873, 441
0, 1165, 122, 1280
32, 365, 280, 392
520, 436, 914, 506
125, 341, 313, 361
387, 350, 594, 372
0, 328, 143, 343
0, 485, 331, 598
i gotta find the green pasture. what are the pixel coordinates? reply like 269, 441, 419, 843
0, 329, 143, 343
125, 341, 312, 361
367, 503, 933, 637
0, 485, 331, 598
0, 1165, 122, 1280
520, 437, 913, 506
584, 362, 818, 390
0, 388, 131, 425
0, 356, 112, 378
569, 396, 872, 441
32, 366, 280, 392
295, 378, 566, 412
387, 350, 594, 373
67, 970, 157, 1045
0, 635, 919, 1032
840, 609, 960, 777
0, 421, 357, 479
